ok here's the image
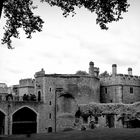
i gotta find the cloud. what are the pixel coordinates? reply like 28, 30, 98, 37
5, 68, 23, 75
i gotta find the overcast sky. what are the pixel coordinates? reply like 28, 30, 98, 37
0, 0, 140, 86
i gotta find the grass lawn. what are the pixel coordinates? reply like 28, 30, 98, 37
1, 128, 140, 140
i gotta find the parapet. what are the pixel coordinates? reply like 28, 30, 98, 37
19, 78, 34, 87
0, 83, 7, 88
34, 68, 45, 78
100, 73, 140, 86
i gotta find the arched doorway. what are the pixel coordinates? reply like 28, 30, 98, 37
48, 127, 52, 133
12, 107, 37, 134
0, 111, 5, 135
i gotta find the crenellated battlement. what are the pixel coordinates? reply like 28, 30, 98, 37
100, 74, 140, 87
100, 64, 140, 87
116, 74, 140, 80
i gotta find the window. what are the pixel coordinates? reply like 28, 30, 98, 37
105, 88, 107, 94
0, 95, 2, 101
50, 88, 51, 92
49, 113, 51, 119
38, 91, 41, 101
130, 87, 133, 94
56, 88, 63, 92
49, 101, 51, 105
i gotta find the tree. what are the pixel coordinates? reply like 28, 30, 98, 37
75, 70, 88, 75
1, 0, 130, 49
1, 0, 44, 49
99, 71, 110, 77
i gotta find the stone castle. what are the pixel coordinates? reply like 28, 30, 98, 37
1, 62, 140, 135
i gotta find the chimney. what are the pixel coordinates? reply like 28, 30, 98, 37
112, 64, 117, 76
128, 68, 132, 75
89, 61, 94, 76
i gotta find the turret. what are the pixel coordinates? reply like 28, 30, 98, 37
112, 64, 117, 76
89, 61, 94, 76
94, 67, 99, 77
34, 68, 45, 78
128, 68, 132, 76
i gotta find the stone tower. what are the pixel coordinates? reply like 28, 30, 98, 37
112, 64, 117, 76
89, 61, 94, 76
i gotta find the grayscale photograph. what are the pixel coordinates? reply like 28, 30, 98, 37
0, 0, 140, 140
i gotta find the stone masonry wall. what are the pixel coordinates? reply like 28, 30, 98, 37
100, 74, 140, 104
42, 74, 100, 131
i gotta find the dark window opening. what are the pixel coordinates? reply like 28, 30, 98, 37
49, 113, 51, 119
50, 88, 51, 92
0, 96, 2, 101
105, 88, 107, 94
49, 101, 52, 105
38, 91, 41, 101
130, 87, 133, 94
56, 88, 63, 92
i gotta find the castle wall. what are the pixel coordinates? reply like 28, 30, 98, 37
19, 79, 35, 96
44, 75, 100, 104
0, 101, 56, 134
19, 87, 34, 96
100, 75, 140, 104
122, 86, 140, 104
100, 85, 123, 103
35, 74, 100, 132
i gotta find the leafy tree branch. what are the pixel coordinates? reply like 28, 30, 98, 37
1, 0, 130, 49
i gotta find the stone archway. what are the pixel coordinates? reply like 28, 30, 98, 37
0, 111, 5, 135
12, 107, 37, 134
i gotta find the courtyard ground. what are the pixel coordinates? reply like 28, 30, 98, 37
1, 128, 140, 140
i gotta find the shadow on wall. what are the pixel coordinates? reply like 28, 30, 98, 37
57, 93, 77, 114
67, 84, 95, 97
